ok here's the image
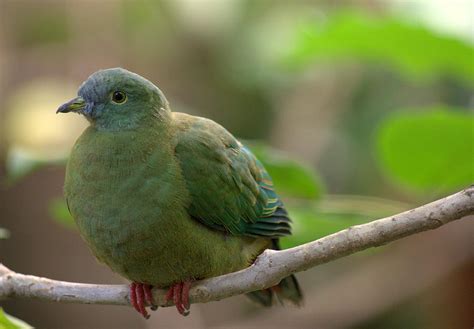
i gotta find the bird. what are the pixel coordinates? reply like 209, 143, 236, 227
57, 68, 303, 318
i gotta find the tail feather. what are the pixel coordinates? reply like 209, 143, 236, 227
246, 289, 273, 307
245, 239, 303, 307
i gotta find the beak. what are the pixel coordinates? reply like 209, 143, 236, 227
57, 96, 86, 114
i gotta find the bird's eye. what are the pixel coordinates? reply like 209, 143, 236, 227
111, 91, 127, 104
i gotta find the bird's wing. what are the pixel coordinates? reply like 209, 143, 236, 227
173, 113, 291, 238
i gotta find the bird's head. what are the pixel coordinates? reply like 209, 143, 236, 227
57, 68, 170, 131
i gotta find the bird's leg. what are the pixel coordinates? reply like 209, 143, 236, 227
130, 282, 148, 318
143, 284, 158, 311
165, 281, 192, 316
182, 281, 191, 311
130, 282, 157, 319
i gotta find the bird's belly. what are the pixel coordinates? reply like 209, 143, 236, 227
67, 167, 262, 286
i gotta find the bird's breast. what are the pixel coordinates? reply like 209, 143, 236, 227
64, 128, 190, 276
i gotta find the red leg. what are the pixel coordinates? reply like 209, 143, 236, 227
130, 283, 140, 313
143, 284, 157, 311
182, 281, 191, 311
136, 284, 149, 318
165, 285, 174, 303
129, 282, 151, 319
165, 281, 192, 316
173, 283, 186, 315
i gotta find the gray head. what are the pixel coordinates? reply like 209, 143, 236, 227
57, 68, 170, 131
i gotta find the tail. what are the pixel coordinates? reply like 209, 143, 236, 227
246, 240, 303, 307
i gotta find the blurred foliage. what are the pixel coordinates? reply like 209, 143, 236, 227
5, 148, 65, 185
317, 194, 411, 218
247, 141, 324, 200
287, 11, 474, 83
3, 80, 86, 183
245, 143, 407, 249
49, 198, 75, 230
376, 108, 474, 195
12, 6, 70, 48
5, 149, 41, 184
0, 309, 32, 329
120, 0, 171, 45
0, 228, 10, 240
281, 194, 410, 248
281, 208, 372, 249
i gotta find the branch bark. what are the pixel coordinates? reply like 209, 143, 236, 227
1, 186, 473, 308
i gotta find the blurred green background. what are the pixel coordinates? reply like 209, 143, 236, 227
0, 0, 473, 328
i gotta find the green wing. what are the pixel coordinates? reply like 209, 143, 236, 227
173, 114, 291, 238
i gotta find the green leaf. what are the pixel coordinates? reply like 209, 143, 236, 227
0, 228, 10, 240
0, 308, 33, 329
5, 148, 43, 184
49, 198, 75, 230
286, 11, 474, 83
280, 207, 372, 249
246, 141, 324, 200
5, 147, 66, 185
318, 194, 411, 218
376, 108, 474, 195
280, 194, 411, 249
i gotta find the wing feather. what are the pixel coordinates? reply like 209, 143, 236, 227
173, 113, 292, 237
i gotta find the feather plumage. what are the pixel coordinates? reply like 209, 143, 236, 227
173, 113, 292, 239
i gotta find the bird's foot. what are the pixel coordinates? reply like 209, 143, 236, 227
130, 282, 157, 319
165, 281, 192, 316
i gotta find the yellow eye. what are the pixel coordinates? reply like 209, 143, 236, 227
111, 91, 127, 104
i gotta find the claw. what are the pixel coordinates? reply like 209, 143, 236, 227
182, 281, 191, 311
174, 284, 185, 315
165, 281, 192, 316
143, 284, 157, 310
136, 284, 149, 318
129, 282, 153, 319
130, 283, 140, 313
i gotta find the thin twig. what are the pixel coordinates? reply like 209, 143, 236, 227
0, 186, 473, 307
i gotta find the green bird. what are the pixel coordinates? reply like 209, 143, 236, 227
57, 68, 302, 318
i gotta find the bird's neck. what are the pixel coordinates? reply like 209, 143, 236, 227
69, 124, 175, 179
91, 106, 172, 132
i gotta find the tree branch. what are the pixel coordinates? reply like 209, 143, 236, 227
1, 186, 473, 308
